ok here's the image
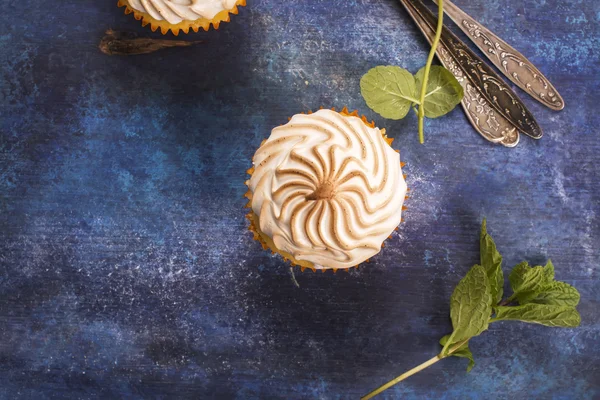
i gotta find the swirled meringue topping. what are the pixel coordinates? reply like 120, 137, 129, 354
126, 0, 239, 24
248, 109, 407, 269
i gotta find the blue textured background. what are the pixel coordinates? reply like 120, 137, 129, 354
1, 0, 599, 398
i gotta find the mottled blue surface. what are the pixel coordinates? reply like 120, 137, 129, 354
1, 0, 599, 398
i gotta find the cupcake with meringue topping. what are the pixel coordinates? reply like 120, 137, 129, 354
117, 0, 246, 35
245, 108, 408, 272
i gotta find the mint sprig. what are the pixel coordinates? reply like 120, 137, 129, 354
361, 219, 581, 400
360, 0, 463, 144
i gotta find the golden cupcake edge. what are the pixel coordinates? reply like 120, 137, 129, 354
117, 0, 247, 36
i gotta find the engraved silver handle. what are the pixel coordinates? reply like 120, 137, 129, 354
439, 47, 520, 147
405, 0, 542, 140
399, 0, 519, 146
441, 0, 565, 111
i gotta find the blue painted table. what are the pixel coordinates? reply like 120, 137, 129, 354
1, 1, 598, 398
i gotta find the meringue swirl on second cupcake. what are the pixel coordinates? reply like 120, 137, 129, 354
248, 109, 407, 270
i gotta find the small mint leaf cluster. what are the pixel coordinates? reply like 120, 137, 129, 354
360, 63, 464, 145
361, 65, 463, 121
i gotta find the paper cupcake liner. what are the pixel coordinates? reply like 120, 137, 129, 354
117, 0, 246, 36
245, 107, 409, 273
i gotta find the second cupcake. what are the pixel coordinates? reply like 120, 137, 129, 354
246, 108, 408, 271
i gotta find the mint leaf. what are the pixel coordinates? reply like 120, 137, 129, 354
479, 219, 503, 304
509, 262, 545, 304
510, 259, 578, 306
414, 65, 464, 118
532, 281, 580, 307
543, 259, 555, 283
440, 335, 475, 372
444, 265, 492, 354
360, 66, 418, 120
509, 261, 530, 284
493, 304, 581, 327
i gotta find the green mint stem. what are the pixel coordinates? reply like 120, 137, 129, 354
497, 297, 512, 306
361, 338, 469, 400
417, 0, 444, 144
361, 354, 440, 400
